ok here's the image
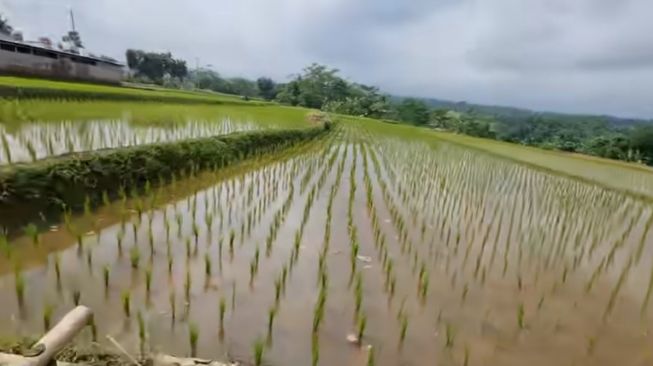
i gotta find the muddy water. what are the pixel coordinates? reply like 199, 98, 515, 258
1, 125, 653, 366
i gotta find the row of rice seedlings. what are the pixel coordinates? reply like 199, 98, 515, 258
0, 119, 259, 164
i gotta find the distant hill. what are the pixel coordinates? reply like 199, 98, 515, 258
390, 96, 651, 128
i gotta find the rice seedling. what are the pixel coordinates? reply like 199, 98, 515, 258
122, 290, 131, 318
43, 302, 54, 331
445, 322, 455, 348
312, 333, 320, 366
145, 265, 153, 295
357, 313, 367, 345
0, 233, 11, 259
170, 289, 176, 322
219, 296, 227, 333
137, 311, 146, 355
253, 338, 265, 366
13, 266, 25, 306
267, 305, 278, 341
103, 265, 110, 292
232, 281, 237, 311
24, 223, 39, 246
130, 245, 141, 269
72, 289, 81, 306
189, 322, 199, 357
185, 267, 192, 303
517, 303, 525, 330
89, 316, 97, 343
399, 314, 408, 346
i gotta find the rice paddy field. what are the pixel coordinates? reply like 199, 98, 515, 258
2, 93, 653, 366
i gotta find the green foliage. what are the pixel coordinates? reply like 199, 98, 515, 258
257, 77, 278, 100
394, 98, 430, 125
0, 126, 330, 229
126, 49, 188, 84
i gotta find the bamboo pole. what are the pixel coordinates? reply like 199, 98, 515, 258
0, 306, 93, 366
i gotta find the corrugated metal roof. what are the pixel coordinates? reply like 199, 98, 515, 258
0, 38, 124, 67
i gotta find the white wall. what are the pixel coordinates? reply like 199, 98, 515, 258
0, 48, 123, 84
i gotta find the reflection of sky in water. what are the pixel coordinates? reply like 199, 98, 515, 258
0, 117, 280, 164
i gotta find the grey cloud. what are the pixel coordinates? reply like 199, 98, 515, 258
1, 0, 652, 118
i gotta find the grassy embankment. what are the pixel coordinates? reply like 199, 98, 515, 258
341, 114, 653, 201
0, 76, 331, 228
0, 76, 261, 105
0, 124, 332, 230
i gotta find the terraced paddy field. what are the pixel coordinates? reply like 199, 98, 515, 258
1, 94, 653, 366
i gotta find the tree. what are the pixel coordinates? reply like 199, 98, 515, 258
275, 63, 351, 109
630, 125, 653, 164
0, 14, 12, 35
125, 49, 188, 84
228, 77, 258, 97
276, 80, 302, 106
256, 77, 277, 100
395, 98, 430, 125
168, 59, 188, 80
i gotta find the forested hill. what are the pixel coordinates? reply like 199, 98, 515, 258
391, 96, 652, 128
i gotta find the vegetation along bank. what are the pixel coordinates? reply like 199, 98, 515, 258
0, 123, 332, 230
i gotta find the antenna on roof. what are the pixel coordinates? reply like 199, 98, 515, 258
69, 8, 76, 32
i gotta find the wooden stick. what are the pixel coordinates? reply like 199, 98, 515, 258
106, 335, 142, 366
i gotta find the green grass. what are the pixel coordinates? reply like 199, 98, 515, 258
0, 76, 256, 105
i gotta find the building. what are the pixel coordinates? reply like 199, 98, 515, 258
0, 11, 124, 84
0, 36, 124, 84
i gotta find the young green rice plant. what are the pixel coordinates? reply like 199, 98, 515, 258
130, 245, 140, 269
184, 268, 193, 304
80, 310, 95, 342
399, 314, 408, 347
204, 253, 212, 279
267, 305, 278, 341
357, 313, 367, 345
73, 289, 81, 306
53, 253, 61, 284
103, 265, 110, 292
517, 303, 525, 330
312, 333, 320, 366
253, 338, 265, 366
232, 281, 236, 311
122, 290, 131, 318
274, 278, 282, 305
229, 230, 235, 258
189, 322, 199, 357
0, 233, 11, 259
170, 289, 176, 322
86, 250, 93, 272
137, 311, 146, 356
185, 237, 191, 259
116, 229, 125, 256
219, 296, 227, 334
445, 322, 455, 348
14, 265, 25, 306
24, 223, 39, 246
1, 132, 12, 164
145, 265, 153, 295
43, 302, 54, 331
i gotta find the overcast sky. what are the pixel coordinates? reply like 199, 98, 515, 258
2, 0, 652, 118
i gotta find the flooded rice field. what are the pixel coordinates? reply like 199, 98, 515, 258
1, 122, 653, 365
0, 100, 310, 164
